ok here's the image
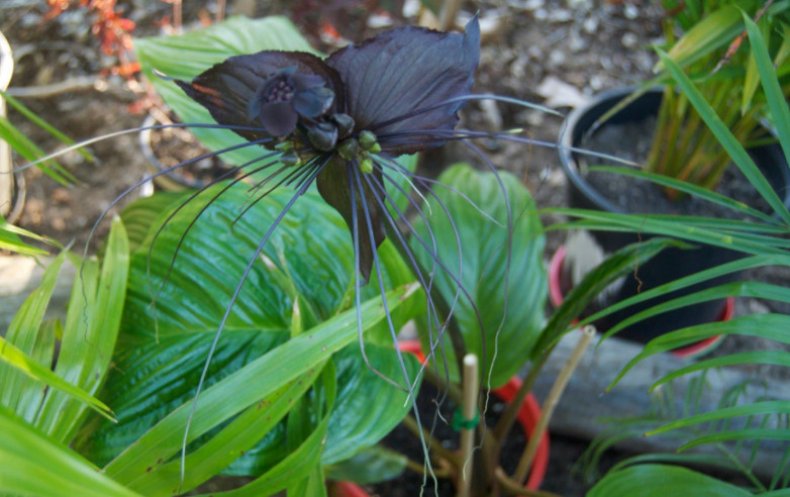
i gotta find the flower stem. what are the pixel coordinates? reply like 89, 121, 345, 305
513, 326, 596, 484
457, 354, 479, 497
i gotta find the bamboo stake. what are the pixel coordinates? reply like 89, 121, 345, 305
457, 354, 479, 497
513, 326, 596, 484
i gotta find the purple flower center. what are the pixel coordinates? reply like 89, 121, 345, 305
262, 76, 295, 104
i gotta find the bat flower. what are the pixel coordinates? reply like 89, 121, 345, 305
175, 18, 481, 281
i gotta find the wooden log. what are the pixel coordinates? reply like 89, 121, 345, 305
530, 331, 790, 481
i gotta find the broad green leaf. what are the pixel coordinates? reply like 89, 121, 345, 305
121, 186, 353, 341
321, 343, 420, 465
326, 446, 408, 484
0, 407, 141, 497
410, 163, 547, 387
120, 192, 182, 251
102, 283, 420, 486
589, 464, 752, 497
94, 185, 420, 490
134, 17, 316, 167
79, 331, 287, 467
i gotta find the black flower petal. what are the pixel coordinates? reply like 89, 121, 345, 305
326, 17, 480, 154
175, 51, 344, 142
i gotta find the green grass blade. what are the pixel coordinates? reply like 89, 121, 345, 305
0, 214, 49, 255
1, 91, 93, 162
582, 255, 790, 329
549, 208, 787, 255
678, 429, 790, 452
661, 5, 742, 69
744, 15, 790, 170
0, 407, 140, 497
129, 368, 322, 496
647, 401, 790, 436
0, 116, 76, 186
0, 336, 113, 421
658, 49, 790, 224
192, 368, 337, 497
654, 351, 790, 390
533, 237, 677, 353
35, 217, 130, 442
0, 252, 66, 410
603, 281, 790, 341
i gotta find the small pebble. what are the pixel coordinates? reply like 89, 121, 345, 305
549, 9, 573, 23
583, 16, 599, 34
523, 0, 545, 11
621, 32, 639, 49
52, 188, 72, 205
569, 32, 587, 52
549, 49, 566, 66
624, 4, 639, 20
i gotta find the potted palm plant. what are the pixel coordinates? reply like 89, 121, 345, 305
557, 0, 790, 345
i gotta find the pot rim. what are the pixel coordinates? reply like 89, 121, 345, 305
558, 85, 790, 213
557, 86, 656, 215
548, 245, 732, 358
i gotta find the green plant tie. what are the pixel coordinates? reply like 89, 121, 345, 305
451, 408, 480, 431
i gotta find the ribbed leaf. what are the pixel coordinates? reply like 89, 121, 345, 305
321, 343, 420, 465
93, 185, 421, 490
120, 192, 182, 251
103, 283, 419, 486
134, 17, 316, 167
410, 163, 547, 387
326, 446, 408, 484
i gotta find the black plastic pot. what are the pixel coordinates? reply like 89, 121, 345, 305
558, 87, 790, 344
